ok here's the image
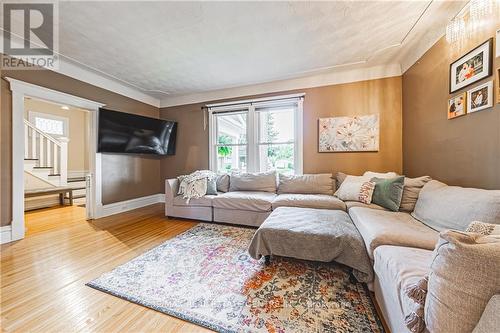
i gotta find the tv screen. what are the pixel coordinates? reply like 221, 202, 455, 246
98, 109, 177, 156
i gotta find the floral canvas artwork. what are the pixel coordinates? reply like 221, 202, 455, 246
318, 114, 379, 152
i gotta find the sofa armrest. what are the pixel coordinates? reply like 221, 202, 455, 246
165, 178, 179, 206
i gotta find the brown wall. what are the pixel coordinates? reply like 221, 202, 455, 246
1, 67, 162, 226
160, 76, 403, 181
403, 19, 500, 189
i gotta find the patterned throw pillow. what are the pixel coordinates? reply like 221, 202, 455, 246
358, 181, 375, 204
466, 221, 499, 235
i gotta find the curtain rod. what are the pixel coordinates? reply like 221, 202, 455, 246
202, 93, 305, 109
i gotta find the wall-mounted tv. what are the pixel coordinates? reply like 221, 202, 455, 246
98, 109, 177, 156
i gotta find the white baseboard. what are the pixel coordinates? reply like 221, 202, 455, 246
95, 193, 165, 219
1, 226, 12, 244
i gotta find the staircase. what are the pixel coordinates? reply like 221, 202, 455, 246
24, 119, 69, 187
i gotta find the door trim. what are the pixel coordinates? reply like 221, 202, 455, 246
5, 78, 105, 243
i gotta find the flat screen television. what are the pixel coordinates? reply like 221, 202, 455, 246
98, 109, 177, 156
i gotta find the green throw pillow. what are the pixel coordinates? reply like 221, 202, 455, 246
206, 178, 218, 195
371, 176, 405, 211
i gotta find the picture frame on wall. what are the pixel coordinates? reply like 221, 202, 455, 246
447, 93, 466, 119
496, 29, 500, 57
318, 114, 379, 152
449, 38, 493, 93
467, 81, 493, 113
498, 68, 500, 104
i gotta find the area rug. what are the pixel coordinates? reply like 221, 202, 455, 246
87, 223, 384, 333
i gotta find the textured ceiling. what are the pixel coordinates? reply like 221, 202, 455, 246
50, 1, 465, 99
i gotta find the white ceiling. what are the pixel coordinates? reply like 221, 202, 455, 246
14, 1, 468, 106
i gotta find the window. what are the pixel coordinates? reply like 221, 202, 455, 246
29, 111, 68, 137
209, 94, 303, 174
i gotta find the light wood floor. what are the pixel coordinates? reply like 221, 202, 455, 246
1, 204, 212, 333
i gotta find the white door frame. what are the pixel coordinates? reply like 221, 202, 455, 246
6, 77, 105, 242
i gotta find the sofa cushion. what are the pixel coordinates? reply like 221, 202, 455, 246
216, 174, 230, 192
229, 171, 277, 193
425, 230, 500, 333
272, 194, 346, 211
373, 246, 433, 332
412, 180, 500, 231
349, 207, 439, 259
278, 173, 333, 195
399, 176, 432, 212
344, 201, 387, 211
212, 191, 276, 212
173, 194, 217, 207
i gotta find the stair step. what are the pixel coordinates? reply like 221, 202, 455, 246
24, 158, 38, 161
68, 177, 86, 182
33, 166, 53, 169
71, 186, 86, 190
48, 174, 61, 177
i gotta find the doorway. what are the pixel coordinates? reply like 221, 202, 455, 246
6, 78, 105, 242
23, 97, 91, 235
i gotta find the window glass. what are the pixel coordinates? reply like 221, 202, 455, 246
216, 113, 247, 144
216, 145, 247, 173
215, 112, 247, 173
259, 143, 294, 174
34, 117, 64, 136
258, 108, 294, 143
210, 99, 301, 174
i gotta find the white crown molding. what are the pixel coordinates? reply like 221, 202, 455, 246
160, 63, 402, 108
56, 58, 161, 107
1, 37, 160, 107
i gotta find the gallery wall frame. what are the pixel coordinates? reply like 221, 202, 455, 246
467, 80, 493, 113
449, 38, 493, 93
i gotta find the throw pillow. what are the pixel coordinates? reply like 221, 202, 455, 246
363, 171, 399, 178
466, 221, 500, 235
335, 172, 349, 190
358, 181, 375, 204
403, 275, 429, 333
177, 175, 188, 195
206, 178, 218, 195
399, 176, 432, 212
216, 174, 230, 192
370, 176, 405, 211
425, 230, 500, 333
334, 175, 370, 201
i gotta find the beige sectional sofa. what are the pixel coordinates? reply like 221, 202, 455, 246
166, 172, 345, 226
165, 172, 500, 333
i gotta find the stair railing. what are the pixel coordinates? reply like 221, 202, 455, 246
24, 119, 68, 185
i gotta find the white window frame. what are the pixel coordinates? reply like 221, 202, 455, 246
28, 111, 69, 137
208, 93, 303, 174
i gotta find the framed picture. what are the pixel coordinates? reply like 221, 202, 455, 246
318, 114, 379, 152
449, 38, 493, 93
467, 81, 493, 113
447, 93, 466, 119
496, 29, 500, 57
497, 68, 500, 104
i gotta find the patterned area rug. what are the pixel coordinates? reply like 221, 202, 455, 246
87, 224, 383, 333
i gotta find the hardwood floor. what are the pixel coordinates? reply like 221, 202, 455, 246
1, 204, 212, 333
